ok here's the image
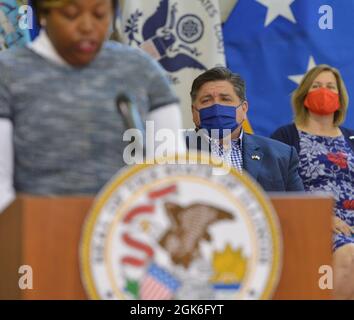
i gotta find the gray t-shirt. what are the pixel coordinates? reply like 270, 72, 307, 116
0, 41, 178, 195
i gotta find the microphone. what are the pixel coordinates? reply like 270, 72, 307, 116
116, 94, 146, 155
116, 94, 146, 136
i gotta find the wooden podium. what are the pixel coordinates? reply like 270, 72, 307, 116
0, 194, 333, 300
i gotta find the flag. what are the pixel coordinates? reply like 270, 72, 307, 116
27, 0, 40, 40
0, 0, 30, 51
140, 263, 180, 300
223, 0, 354, 136
119, 0, 226, 129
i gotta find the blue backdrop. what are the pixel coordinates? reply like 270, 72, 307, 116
223, 0, 354, 136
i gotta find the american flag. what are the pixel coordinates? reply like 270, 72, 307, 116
140, 263, 180, 300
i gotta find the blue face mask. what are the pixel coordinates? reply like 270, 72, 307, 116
198, 103, 242, 139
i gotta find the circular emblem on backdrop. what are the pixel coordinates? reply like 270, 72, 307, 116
80, 153, 282, 300
176, 14, 204, 44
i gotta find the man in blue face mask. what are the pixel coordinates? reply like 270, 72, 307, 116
186, 66, 304, 192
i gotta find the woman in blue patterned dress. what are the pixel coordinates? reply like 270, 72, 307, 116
271, 65, 354, 299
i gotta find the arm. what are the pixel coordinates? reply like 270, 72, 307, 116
286, 146, 304, 192
0, 118, 15, 212
147, 103, 186, 159
0, 69, 15, 212
140, 50, 185, 158
270, 126, 289, 144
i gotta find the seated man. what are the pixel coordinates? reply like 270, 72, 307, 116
186, 66, 304, 192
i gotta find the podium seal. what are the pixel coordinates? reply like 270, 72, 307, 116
80, 153, 282, 300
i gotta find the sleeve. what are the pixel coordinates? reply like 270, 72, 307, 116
0, 119, 15, 213
140, 54, 180, 112
341, 127, 354, 152
270, 126, 289, 145
147, 103, 186, 157
286, 146, 305, 192
0, 71, 12, 119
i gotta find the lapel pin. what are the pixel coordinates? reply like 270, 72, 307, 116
251, 155, 261, 161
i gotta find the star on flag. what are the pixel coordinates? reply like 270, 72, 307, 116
256, 0, 296, 27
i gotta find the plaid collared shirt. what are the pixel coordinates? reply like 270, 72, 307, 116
210, 131, 244, 173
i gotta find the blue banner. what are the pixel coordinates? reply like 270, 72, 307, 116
223, 0, 354, 136
27, 0, 39, 40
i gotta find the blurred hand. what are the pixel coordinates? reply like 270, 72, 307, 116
333, 217, 352, 236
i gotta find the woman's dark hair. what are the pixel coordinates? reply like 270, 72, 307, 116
31, 0, 118, 31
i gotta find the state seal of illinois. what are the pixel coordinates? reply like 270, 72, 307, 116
80, 153, 282, 300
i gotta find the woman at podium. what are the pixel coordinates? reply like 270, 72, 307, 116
271, 65, 354, 299
0, 0, 182, 210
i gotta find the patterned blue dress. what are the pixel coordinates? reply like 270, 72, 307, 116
298, 131, 354, 251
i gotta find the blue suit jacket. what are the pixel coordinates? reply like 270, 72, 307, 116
186, 130, 304, 192
242, 133, 304, 192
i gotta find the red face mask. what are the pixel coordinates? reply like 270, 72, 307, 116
304, 87, 340, 115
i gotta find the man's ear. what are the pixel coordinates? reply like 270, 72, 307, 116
242, 101, 249, 113
192, 105, 200, 127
